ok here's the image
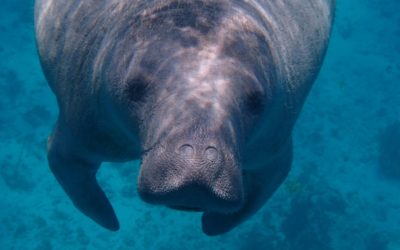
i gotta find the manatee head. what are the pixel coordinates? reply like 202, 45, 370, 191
109, 0, 277, 221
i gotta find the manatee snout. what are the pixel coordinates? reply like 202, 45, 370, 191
138, 138, 244, 214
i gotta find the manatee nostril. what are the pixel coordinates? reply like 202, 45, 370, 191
178, 144, 194, 157
205, 146, 218, 161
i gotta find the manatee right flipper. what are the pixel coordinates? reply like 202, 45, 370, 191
47, 122, 120, 231
202, 138, 293, 236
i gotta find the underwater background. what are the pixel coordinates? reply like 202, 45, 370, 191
0, 0, 399, 249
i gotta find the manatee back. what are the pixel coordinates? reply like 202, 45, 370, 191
235, 0, 335, 166
260, 0, 335, 132
35, 0, 334, 118
35, 1, 107, 100
254, 0, 335, 115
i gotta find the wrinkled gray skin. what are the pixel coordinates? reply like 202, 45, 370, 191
35, 0, 335, 235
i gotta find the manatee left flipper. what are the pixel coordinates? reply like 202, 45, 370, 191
201, 139, 293, 236
47, 122, 120, 231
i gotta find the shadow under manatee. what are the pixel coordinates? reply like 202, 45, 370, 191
240, 163, 348, 250
378, 121, 400, 181
279, 187, 346, 250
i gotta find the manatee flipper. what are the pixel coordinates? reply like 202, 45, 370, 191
202, 138, 293, 236
47, 122, 120, 231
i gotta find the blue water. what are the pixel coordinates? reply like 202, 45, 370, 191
1, 1, 399, 249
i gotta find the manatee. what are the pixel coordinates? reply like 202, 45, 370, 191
34, 0, 335, 235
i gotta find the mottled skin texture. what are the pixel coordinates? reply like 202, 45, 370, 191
35, 0, 335, 235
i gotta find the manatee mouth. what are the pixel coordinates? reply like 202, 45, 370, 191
168, 205, 205, 212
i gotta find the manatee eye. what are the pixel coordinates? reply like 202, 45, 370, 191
126, 76, 149, 102
245, 91, 265, 115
